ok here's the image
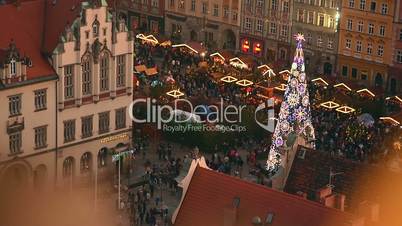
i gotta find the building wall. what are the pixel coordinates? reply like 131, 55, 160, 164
390, 0, 402, 94
239, 0, 293, 63
292, 0, 340, 76
165, 0, 241, 50
0, 79, 57, 192
337, 0, 394, 88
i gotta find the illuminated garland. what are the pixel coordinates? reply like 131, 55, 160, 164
266, 34, 316, 173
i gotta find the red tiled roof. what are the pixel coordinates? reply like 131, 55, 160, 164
0, 0, 84, 80
174, 166, 358, 226
285, 147, 402, 226
0, 0, 53, 79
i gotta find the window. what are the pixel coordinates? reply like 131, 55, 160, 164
191, 0, 196, 11
98, 148, 108, 168
34, 126, 47, 149
81, 152, 91, 173
342, 66, 348, 76
352, 68, 358, 78
308, 11, 314, 24
64, 120, 75, 143
327, 38, 334, 49
370, 1, 376, 12
152, 0, 158, 7
178, 0, 184, 9
283, 1, 289, 12
397, 50, 402, 63
381, 3, 388, 14
10, 59, 16, 76
223, 6, 229, 18
271, 0, 278, 10
103, 28, 107, 36
9, 95, 21, 116
256, 20, 263, 32
297, 9, 304, 22
245, 18, 252, 30
232, 12, 238, 21
329, 17, 334, 28
99, 111, 110, 134
356, 40, 362, 52
100, 53, 109, 92
346, 39, 351, 49
81, 115, 93, 138
257, 0, 263, 8
82, 56, 92, 96
115, 108, 126, 129
116, 55, 126, 88
330, 0, 336, 8
379, 25, 385, 36
202, 2, 208, 14
349, 0, 354, 8
347, 19, 353, 31
270, 23, 277, 34
377, 45, 384, 56
213, 4, 218, 16
280, 25, 288, 37
357, 21, 363, 32
169, 0, 174, 7
9, 132, 22, 154
399, 29, 402, 40
34, 89, 46, 110
93, 20, 99, 37
318, 14, 324, 26
367, 43, 373, 55
317, 36, 323, 47
64, 65, 74, 99
368, 23, 374, 34
359, 0, 365, 10
361, 71, 368, 80
306, 33, 312, 45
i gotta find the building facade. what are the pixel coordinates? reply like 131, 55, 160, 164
0, 0, 134, 193
337, 0, 394, 89
292, 0, 340, 76
240, 0, 293, 64
390, 0, 402, 94
165, 0, 241, 50
52, 1, 133, 188
114, 0, 165, 35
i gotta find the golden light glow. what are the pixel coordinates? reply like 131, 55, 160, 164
258, 64, 276, 77
279, 70, 291, 74
274, 83, 287, 91
229, 57, 248, 69
385, 96, 402, 104
335, 106, 356, 114
236, 79, 254, 87
333, 83, 352, 91
220, 76, 238, 83
379, 117, 400, 125
166, 89, 185, 98
136, 34, 159, 44
357, 88, 375, 97
320, 101, 340, 109
134, 64, 147, 73
311, 77, 329, 86
172, 44, 199, 54
210, 52, 225, 61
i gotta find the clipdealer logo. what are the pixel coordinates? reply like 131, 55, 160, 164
128, 98, 275, 132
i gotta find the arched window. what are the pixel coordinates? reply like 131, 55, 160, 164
82, 55, 92, 95
100, 52, 109, 91
80, 152, 92, 173
92, 18, 100, 37
98, 148, 108, 168
63, 157, 74, 178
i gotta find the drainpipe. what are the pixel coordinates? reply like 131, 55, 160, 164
55, 72, 59, 189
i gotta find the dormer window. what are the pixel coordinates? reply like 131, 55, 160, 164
10, 59, 16, 76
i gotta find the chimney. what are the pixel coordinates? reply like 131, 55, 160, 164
358, 201, 380, 223
224, 197, 240, 226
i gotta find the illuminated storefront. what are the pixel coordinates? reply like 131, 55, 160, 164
240, 37, 263, 57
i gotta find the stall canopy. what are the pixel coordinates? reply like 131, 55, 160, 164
320, 101, 340, 109
166, 89, 185, 98
136, 34, 159, 45
135, 64, 147, 73
172, 41, 206, 54
229, 57, 249, 70
386, 96, 402, 105
236, 79, 254, 87
258, 64, 276, 77
311, 77, 329, 87
333, 82, 353, 92
145, 67, 158, 76
220, 76, 238, 83
335, 105, 356, 114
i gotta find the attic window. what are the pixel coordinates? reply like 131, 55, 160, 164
103, 28, 107, 36
10, 59, 16, 76
265, 213, 274, 224
93, 17, 100, 37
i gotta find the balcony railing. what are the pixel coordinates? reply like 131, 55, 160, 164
7, 116, 24, 134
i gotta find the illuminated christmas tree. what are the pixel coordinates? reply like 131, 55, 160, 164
267, 34, 315, 173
